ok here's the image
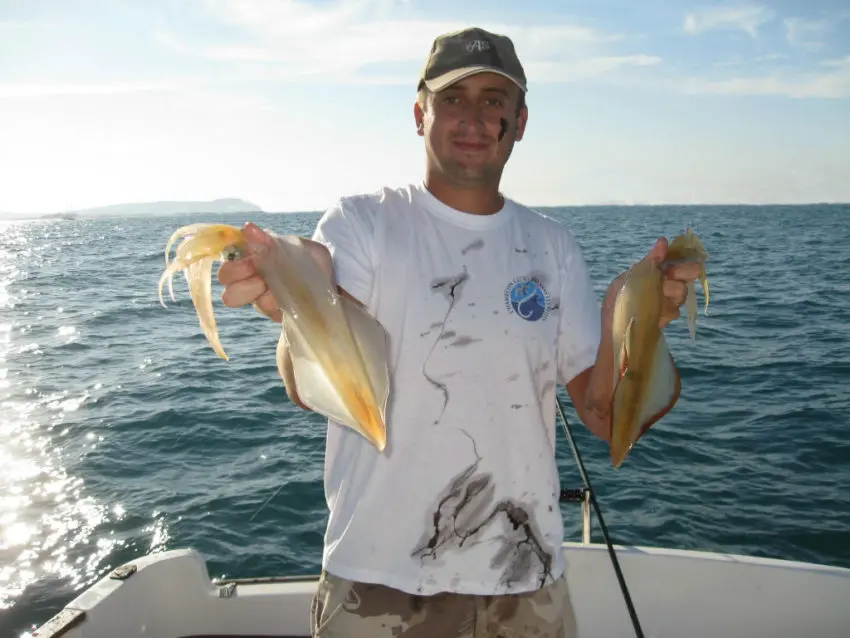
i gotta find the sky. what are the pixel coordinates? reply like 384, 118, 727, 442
0, 0, 848, 215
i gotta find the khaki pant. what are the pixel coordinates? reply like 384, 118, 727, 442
310, 570, 577, 638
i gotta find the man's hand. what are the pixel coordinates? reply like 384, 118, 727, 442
602, 237, 703, 329
218, 223, 282, 323
216, 222, 363, 414
217, 222, 307, 408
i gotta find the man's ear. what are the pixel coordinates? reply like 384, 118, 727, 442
413, 101, 425, 136
514, 105, 528, 142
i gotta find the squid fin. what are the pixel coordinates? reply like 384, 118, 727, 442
636, 334, 681, 440
611, 332, 681, 467
281, 297, 389, 449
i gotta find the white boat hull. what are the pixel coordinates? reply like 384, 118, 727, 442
34, 542, 850, 638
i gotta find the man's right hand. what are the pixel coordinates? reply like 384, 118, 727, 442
218, 223, 283, 323
218, 222, 314, 410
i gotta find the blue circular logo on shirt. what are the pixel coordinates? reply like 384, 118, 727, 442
505, 277, 550, 322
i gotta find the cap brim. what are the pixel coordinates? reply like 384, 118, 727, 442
423, 65, 527, 93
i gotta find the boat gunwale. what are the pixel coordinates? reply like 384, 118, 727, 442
208, 541, 850, 589
30, 541, 850, 638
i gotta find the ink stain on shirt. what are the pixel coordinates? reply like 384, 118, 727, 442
410, 430, 554, 589
461, 239, 485, 254
450, 335, 481, 347
422, 268, 470, 424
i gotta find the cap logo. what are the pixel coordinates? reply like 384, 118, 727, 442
465, 39, 491, 53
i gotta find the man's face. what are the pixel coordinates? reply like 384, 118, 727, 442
415, 72, 527, 187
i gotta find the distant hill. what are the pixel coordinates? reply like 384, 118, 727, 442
72, 198, 263, 217
1, 198, 263, 220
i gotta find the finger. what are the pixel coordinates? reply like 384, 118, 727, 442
659, 303, 681, 327
665, 262, 701, 282
254, 298, 283, 323
644, 237, 668, 264
663, 280, 687, 306
243, 222, 274, 247
252, 290, 280, 318
217, 256, 257, 285
221, 275, 268, 308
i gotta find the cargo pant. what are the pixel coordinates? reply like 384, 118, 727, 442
310, 570, 577, 638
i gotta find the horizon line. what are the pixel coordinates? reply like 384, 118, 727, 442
2, 200, 849, 219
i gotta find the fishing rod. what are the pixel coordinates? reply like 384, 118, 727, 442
556, 396, 645, 638
249, 481, 289, 521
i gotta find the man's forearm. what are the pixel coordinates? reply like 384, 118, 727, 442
277, 338, 312, 411
566, 306, 617, 442
583, 329, 615, 439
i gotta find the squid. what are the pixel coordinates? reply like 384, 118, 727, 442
158, 223, 391, 452
609, 228, 710, 467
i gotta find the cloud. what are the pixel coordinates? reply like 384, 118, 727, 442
0, 82, 177, 99
0, 20, 55, 30
683, 4, 775, 38
154, 32, 274, 62
681, 56, 850, 98
527, 54, 662, 84
159, 0, 655, 86
784, 14, 848, 51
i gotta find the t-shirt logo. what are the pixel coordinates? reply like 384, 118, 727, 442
504, 276, 551, 322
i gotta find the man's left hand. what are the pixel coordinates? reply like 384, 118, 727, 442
602, 237, 703, 329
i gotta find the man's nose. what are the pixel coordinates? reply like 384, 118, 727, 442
457, 104, 498, 133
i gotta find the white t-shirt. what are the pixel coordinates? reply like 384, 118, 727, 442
310, 182, 601, 597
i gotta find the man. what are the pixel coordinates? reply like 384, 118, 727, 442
219, 26, 698, 638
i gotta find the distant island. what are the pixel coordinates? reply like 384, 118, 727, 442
4, 198, 263, 220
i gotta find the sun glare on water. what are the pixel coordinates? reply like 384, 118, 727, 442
0, 221, 147, 632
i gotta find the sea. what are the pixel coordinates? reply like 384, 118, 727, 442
1, 203, 848, 636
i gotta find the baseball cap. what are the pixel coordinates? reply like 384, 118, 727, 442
417, 27, 527, 93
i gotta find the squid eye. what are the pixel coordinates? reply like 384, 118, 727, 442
222, 245, 244, 261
